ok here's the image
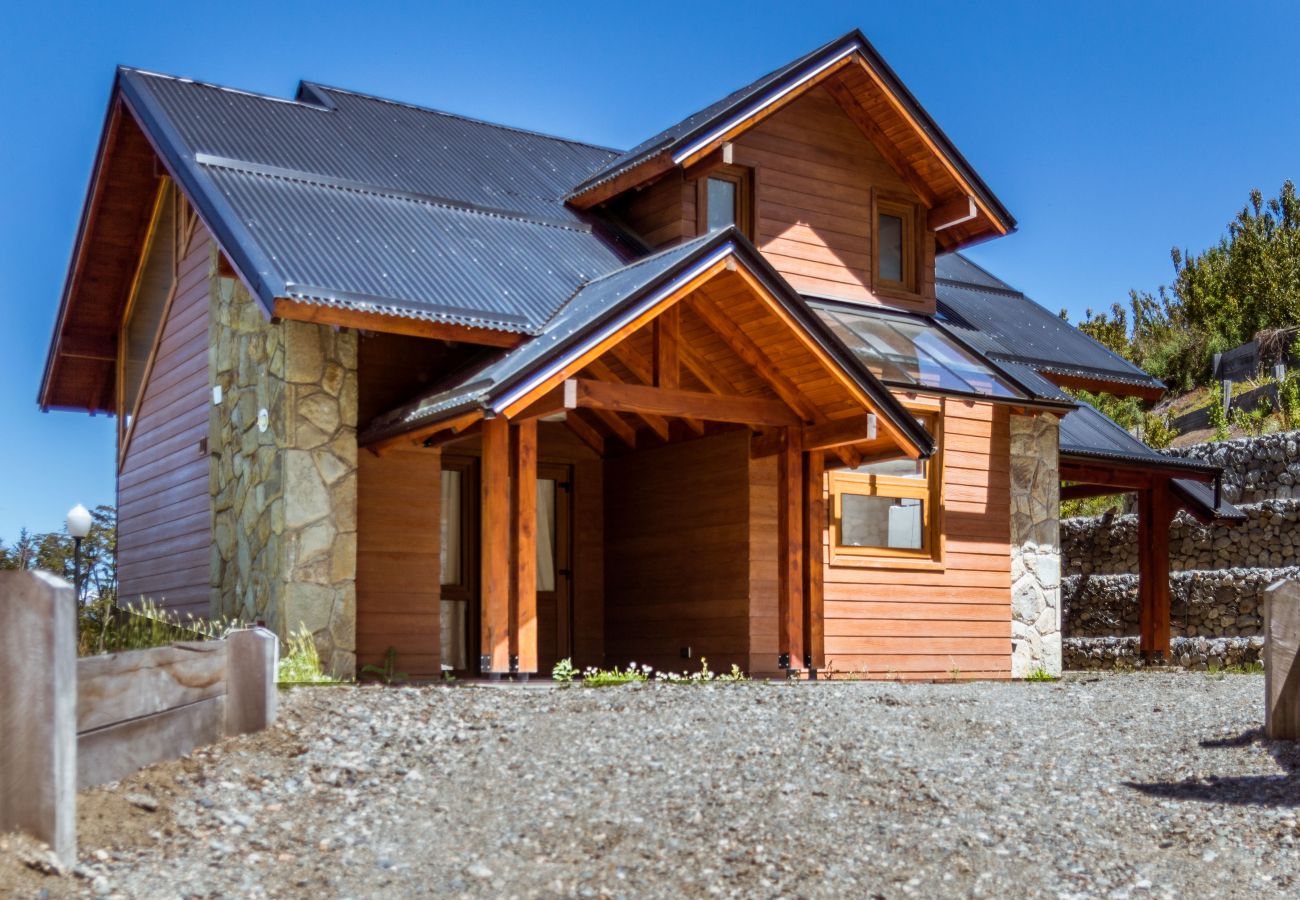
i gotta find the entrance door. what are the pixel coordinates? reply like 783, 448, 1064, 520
439, 456, 572, 675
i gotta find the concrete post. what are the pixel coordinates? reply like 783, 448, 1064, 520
0, 570, 77, 867
225, 627, 279, 736
1264, 579, 1300, 740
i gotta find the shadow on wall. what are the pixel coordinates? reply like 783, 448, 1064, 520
1124, 728, 1299, 807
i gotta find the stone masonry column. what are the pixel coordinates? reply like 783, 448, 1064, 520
209, 260, 358, 678
1010, 413, 1063, 677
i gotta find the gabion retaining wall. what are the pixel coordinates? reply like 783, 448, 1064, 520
1161, 431, 1300, 504
1064, 636, 1263, 671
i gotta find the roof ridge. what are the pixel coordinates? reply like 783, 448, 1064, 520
118, 66, 332, 112
195, 153, 593, 233
300, 81, 626, 155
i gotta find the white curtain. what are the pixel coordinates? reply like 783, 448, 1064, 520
537, 479, 557, 592
440, 470, 461, 585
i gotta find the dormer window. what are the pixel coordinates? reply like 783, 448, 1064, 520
697, 165, 753, 239
873, 195, 916, 294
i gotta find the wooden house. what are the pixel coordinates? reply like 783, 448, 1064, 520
39, 30, 1240, 680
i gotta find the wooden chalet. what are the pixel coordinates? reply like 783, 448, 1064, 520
38, 30, 1241, 680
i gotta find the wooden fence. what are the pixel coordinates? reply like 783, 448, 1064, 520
0, 570, 277, 866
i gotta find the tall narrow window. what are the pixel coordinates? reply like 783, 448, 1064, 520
706, 177, 738, 232
873, 197, 916, 294
697, 165, 752, 239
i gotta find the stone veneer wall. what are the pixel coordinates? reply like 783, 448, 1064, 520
1009, 414, 1062, 677
209, 267, 359, 677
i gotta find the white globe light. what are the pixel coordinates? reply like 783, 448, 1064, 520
66, 504, 93, 539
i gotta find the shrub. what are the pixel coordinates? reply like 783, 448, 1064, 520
278, 624, 340, 684
551, 657, 577, 684
1025, 666, 1058, 682
1208, 389, 1230, 440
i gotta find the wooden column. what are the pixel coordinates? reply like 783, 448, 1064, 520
801, 450, 825, 671
511, 420, 539, 675
777, 427, 805, 670
480, 417, 511, 674
1138, 478, 1174, 661
653, 306, 680, 389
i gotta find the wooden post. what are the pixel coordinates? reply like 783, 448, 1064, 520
653, 306, 680, 390
511, 420, 539, 675
1264, 579, 1300, 740
0, 571, 76, 868
480, 417, 511, 674
777, 428, 804, 670
1138, 480, 1173, 661
801, 450, 825, 671
225, 628, 279, 736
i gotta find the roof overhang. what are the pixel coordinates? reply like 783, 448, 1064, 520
362, 228, 936, 458
565, 30, 1015, 251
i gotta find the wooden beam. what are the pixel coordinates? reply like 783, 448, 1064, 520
927, 195, 978, 232
679, 341, 739, 396
585, 358, 670, 440
565, 150, 676, 210
1059, 483, 1132, 502
802, 450, 825, 671
272, 298, 523, 349
511, 421, 538, 674
564, 378, 800, 427
686, 299, 821, 424
480, 417, 511, 674
803, 414, 877, 451
363, 410, 482, 453
1058, 462, 1155, 492
822, 77, 939, 208
778, 428, 805, 670
1137, 479, 1174, 662
1042, 369, 1165, 403
653, 307, 680, 390
586, 407, 638, 449
609, 342, 704, 435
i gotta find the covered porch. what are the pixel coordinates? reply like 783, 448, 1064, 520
355, 232, 931, 679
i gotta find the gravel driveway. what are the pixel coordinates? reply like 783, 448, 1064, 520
2, 671, 1297, 898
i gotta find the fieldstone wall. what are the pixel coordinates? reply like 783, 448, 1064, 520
209, 267, 358, 677
1062, 499, 1300, 576
1009, 414, 1062, 677
1161, 431, 1300, 503
1064, 636, 1264, 670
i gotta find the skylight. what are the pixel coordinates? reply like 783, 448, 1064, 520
814, 305, 1023, 399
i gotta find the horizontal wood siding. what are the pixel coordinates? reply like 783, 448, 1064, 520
823, 400, 1013, 679
735, 87, 935, 312
748, 450, 780, 675
605, 431, 751, 673
116, 226, 212, 618
356, 448, 441, 677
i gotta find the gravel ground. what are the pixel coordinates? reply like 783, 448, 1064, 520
2, 671, 1297, 898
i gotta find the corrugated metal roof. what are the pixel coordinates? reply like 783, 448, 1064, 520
120, 68, 635, 334
936, 254, 1165, 394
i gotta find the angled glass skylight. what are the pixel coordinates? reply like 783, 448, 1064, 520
815, 305, 1024, 399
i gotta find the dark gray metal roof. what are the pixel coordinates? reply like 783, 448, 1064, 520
566, 30, 1015, 233
119, 68, 635, 335
362, 229, 936, 458
1059, 402, 1241, 521
936, 253, 1166, 395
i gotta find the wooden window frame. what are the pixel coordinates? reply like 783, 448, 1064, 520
695, 164, 754, 240
828, 407, 944, 569
871, 190, 923, 302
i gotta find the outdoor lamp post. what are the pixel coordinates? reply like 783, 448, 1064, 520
66, 504, 92, 634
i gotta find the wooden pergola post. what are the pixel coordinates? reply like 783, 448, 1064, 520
510, 420, 538, 675
1137, 477, 1174, 662
801, 450, 825, 673
480, 417, 511, 675
778, 427, 805, 671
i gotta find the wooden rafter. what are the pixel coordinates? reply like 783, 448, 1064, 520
564, 410, 606, 456
566, 378, 800, 427
585, 358, 670, 440
607, 341, 704, 435
822, 77, 939, 208
364, 410, 483, 454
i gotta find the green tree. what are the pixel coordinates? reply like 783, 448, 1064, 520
0, 506, 117, 606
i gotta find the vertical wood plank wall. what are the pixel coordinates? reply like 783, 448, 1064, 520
822, 401, 1013, 679
356, 449, 441, 677
605, 432, 753, 673
116, 225, 213, 618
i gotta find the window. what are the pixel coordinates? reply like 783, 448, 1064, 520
697, 165, 752, 238
873, 196, 916, 294
830, 411, 942, 565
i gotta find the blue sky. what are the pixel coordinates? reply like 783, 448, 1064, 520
2, 0, 1298, 543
